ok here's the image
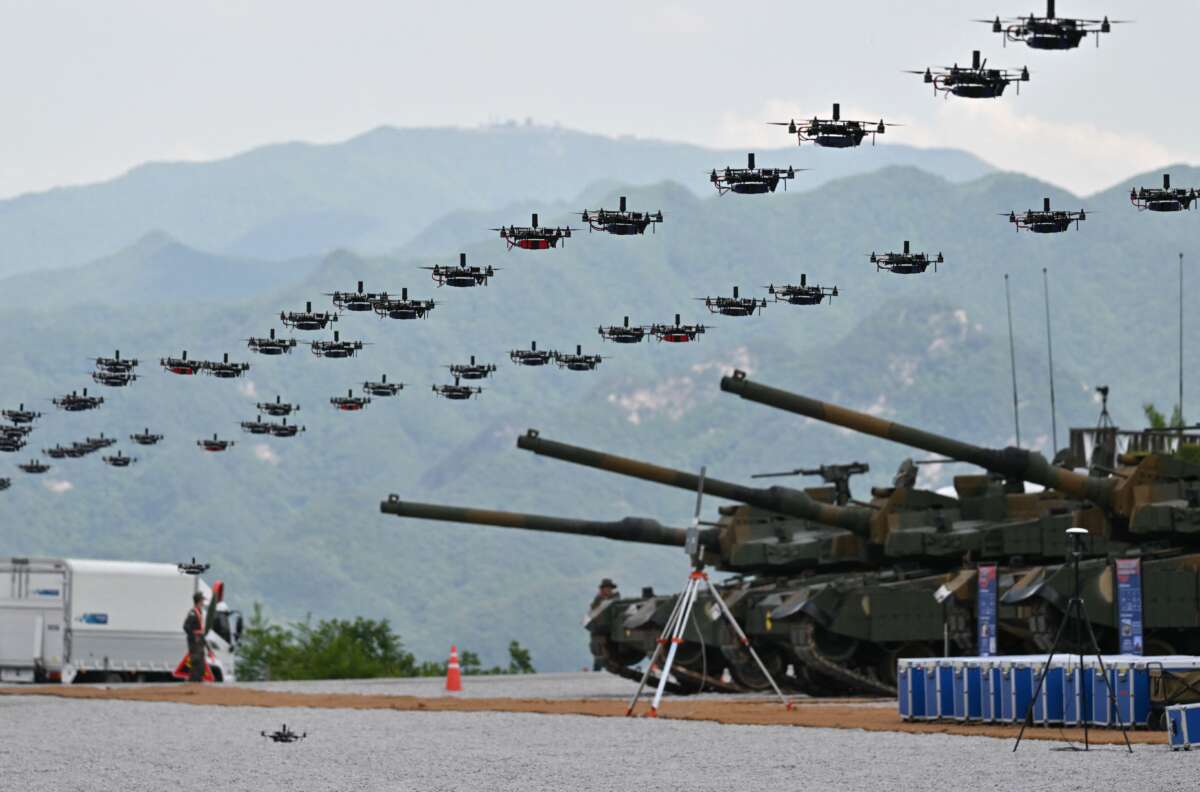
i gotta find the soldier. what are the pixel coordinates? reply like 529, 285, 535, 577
590, 579, 619, 671
183, 591, 207, 682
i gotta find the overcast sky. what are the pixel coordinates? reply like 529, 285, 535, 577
0, 0, 1184, 199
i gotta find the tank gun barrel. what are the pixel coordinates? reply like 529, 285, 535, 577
381, 496, 708, 548
719, 371, 1114, 509
516, 430, 873, 535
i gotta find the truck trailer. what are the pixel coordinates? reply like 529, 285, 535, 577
0, 556, 240, 683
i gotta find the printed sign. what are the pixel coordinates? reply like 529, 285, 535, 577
1115, 558, 1144, 655
977, 564, 998, 657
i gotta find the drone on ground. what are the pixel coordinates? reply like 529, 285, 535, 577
161, 351, 201, 376
871, 241, 942, 274
247, 328, 297, 356
197, 434, 235, 452
769, 103, 896, 148
448, 356, 496, 380
240, 416, 273, 435
309, 331, 367, 359
1131, 174, 1197, 213
204, 353, 251, 379
978, 2, 1125, 50
494, 213, 575, 250
102, 450, 136, 468
261, 725, 306, 744
433, 376, 482, 401
268, 418, 304, 438
651, 314, 707, 343
598, 316, 648, 344
910, 50, 1028, 98
17, 459, 50, 474
554, 345, 604, 372
510, 341, 554, 367
373, 288, 435, 320
711, 153, 798, 195
581, 196, 663, 235
178, 558, 210, 575
52, 388, 104, 412
424, 253, 497, 287
130, 428, 164, 446
767, 275, 838, 306
92, 350, 138, 374
281, 301, 338, 331
258, 396, 299, 417
697, 286, 767, 317
92, 369, 137, 387
326, 281, 390, 312
2, 404, 42, 424
1007, 197, 1086, 232
363, 374, 404, 397
331, 389, 371, 412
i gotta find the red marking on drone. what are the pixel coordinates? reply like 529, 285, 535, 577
516, 239, 550, 250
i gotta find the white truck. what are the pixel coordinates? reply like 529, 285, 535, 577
0, 556, 240, 683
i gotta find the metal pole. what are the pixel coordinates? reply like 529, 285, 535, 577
1005, 274, 1022, 447
1043, 268, 1058, 453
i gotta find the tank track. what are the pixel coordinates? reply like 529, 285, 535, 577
792, 618, 897, 697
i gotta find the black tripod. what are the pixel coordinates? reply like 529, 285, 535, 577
1013, 526, 1132, 752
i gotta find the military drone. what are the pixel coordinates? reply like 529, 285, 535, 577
0, 436, 26, 453
326, 281, 390, 312
553, 344, 604, 371
651, 314, 707, 343
363, 374, 404, 397
102, 450, 136, 468
448, 356, 496, 380
2, 404, 42, 424
281, 301, 338, 331
1007, 197, 1086, 232
1, 423, 31, 439
769, 103, 896, 148
581, 196, 663, 235
258, 396, 299, 417
493, 213, 574, 250
52, 388, 104, 412
268, 418, 304, 438
711, 153, 798, 195
92, 350, 138, 374
423, 253, 497, 287
697, 286, 767, 317
44, 445, 72, 459
80, 433, 117, 452
197, 434, 235, 452
309, 331, 367, 359
767, 275, 838, 306
247, 328, 297, 356
331, 389, 371, 411
871, 241, 942, 274
161, 351, 201, 376
205, 353, 251, 379
92, 369, 136, 387
17, 459, 50, 474
373, 288, 435, 320
510, 341, 554, 367
130, 428, 164, 446
598, 316, 649, 344
178, 557, 210, 575
261, 725, 306, 744
1131, 174, 1197, 213
978, 2, 1125, 49
910, 50, 1029, 98
433, 376, 482, 401
240, 415, 273, 435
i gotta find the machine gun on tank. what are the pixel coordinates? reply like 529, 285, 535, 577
752, 462, 870, 506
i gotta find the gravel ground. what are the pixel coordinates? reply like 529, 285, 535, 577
0, 694, 1194, 792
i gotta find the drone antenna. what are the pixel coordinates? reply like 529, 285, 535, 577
675, 313, 681, 325
1043, 267, 1059, 454
972, 50, 981, 70
357, 280, 363, 293
381, 374, 387, 383
1004, 274, 1022, 447
903, 240, 910, 255
1046, 0, 1055, 19
401, 288, 407, 300
306, 301, 312, 312
1043, 197, 1051, 212
470, 355, 475, 365
623, 316, 630, 328
619, 196, 627, 212
531, 212, 539, 228
733, 286, 739, 299
800, 273, 807, 287
832, 102, 840, 121
460, 253, 466, 267
747, 152, 756, 170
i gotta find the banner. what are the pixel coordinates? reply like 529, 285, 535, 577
977, 564, 998, 657
1115, 558, 1144, 655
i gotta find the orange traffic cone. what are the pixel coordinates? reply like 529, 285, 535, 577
445, 645, 463, 692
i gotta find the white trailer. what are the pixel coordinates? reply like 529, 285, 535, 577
0, 556, 239, 683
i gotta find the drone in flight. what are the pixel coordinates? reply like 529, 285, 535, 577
331, 389, 371, 412
102, 450, 136, 468
769, 103, 896, 148
0, 435, 26, 453
651, 314, 707, 343
554, 345, 604, 372
598, 316, 648, 344
309, 331, 368, 359
53, 388, 104, 412
1131, 174, 1197, 213
92, 369, 137, 387
240, 415, 273, 435
0, 478, 9, 492
374, 288, 435, 320
92, 350, 138, 375
80, 433, 117, 453
871, 241, 942, 274
268, 418, 304, 438
1006, 197, 1086, 232
205, 353, 251, 379
581, 196, 663, 235
2, 404, 42, 425
17, 459, 50, 474
711, 153, 799, 195
447, 356, 496, 381
433, 376, 483, 401
696, 286, 767, 317
327, 281, 390, 312
130, 428, 164, 446
423, 253, 497, 287
197, 434, 235, 453
161, 351, 201, 376
178, 557, 210, 575
43, 445, 75, 460
910, 50, 1029, 98
363, 374, 404, 397
510, 341, 554, 367
258, 396, 299, 417
767, 275, 838, 306
281, 301, 338, 331
494, 213, 575, 251
247, 328, 298, 356
978, 2, 1125, 50
261, 725, 306, 744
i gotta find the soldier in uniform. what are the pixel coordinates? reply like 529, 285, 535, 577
590, 579, 619, 671
183, 591, 207, 682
